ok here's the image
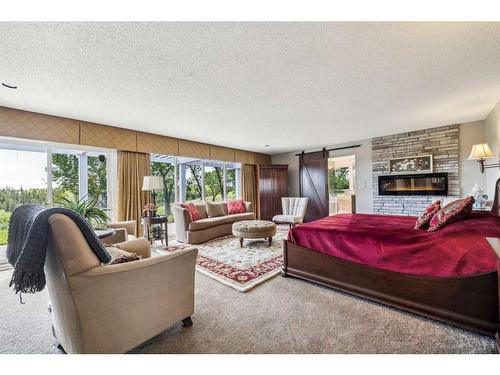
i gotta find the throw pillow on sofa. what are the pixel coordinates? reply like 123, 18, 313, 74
227, 199, 246, 215
428, 196, 474, 232
206, 201, 225, 217
180, 202, 202, 221
414, 200, 441, 230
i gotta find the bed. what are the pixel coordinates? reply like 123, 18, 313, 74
283, 179, 500, 337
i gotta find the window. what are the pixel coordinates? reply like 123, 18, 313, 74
151, 155, 177, 221
52, 152, 79, 202
329, 166, 350, 194
183, 160, 203, 203
0, 147, 48, 245
225, 163, 241, 200
0, 138, 116, 245
204, 161, 224, 202
150, 155, 242, 208
52, 148, 109, 209
87, 155, 108, 209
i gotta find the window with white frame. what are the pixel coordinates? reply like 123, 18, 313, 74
51, 147, 109, 209
182, 159, 203, 203
150, 154, 177, 220
225, 162, 241, 200
0, 145, 49, 245
0, 138, 117, 245
204, 160, 224, 202
150, 154, 242, 221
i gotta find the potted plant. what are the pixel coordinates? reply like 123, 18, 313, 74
55, 196, 110, 229
150, 225, 165, 243
143, 203, 157, 218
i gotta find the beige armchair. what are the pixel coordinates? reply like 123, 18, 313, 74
46, 213, 198, 354
103, 220, 137, 245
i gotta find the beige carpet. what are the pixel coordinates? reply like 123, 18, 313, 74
0, 267, 495, 354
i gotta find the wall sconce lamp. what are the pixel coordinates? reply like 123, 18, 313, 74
468, 143, 499, 173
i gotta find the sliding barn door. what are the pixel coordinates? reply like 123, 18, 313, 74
299, 151, 329, 222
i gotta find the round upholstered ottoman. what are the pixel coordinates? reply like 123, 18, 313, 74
232, 220, 277, 247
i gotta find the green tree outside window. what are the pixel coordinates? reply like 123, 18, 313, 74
329, 167, 350, 195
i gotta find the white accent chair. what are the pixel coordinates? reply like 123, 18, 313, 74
272, 197, 309, 228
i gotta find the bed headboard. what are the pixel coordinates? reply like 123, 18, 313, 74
492, 178, 500, 217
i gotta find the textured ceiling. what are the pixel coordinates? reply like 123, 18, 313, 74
0, 22, 499, 154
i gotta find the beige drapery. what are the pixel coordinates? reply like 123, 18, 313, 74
242, 164, 257, 217
117, 151, 151, 236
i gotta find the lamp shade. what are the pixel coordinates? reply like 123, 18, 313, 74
468, 143, 495, 160
142, 176, 164, 191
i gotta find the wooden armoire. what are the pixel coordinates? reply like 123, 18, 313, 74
256, 164, 288, 221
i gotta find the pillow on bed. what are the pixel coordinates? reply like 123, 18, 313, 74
428, 196, 475, 232
414, 200, 441, 230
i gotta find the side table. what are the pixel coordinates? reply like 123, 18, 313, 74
95, 228, 116, 240
142, 216, 168, 245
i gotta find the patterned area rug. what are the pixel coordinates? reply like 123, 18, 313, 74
161, 225, 288, 292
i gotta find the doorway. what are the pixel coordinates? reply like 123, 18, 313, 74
328, 155, 356, 215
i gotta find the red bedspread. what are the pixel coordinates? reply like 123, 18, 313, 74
287, 212, 500, 277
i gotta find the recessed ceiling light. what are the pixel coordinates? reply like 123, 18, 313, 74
2, 82, 17, 89
265, 144, 270, 147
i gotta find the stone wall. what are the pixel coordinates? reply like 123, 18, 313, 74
372, 125, 460, 215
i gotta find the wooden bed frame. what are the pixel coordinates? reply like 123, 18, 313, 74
282, 179, 500, 337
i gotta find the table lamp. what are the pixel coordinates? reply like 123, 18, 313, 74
142, 176, 164, 207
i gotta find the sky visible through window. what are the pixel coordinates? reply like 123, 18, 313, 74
0, 149, 47, 189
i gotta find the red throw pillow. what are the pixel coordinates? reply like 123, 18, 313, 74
180, 202, 201, 221
227, 199, 246, 215
428, 196, 475, 232
414, 200, 441, 230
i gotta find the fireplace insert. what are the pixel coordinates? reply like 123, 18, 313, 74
378, 172, 448, 196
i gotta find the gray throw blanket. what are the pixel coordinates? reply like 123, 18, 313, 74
7, 205, 111, 294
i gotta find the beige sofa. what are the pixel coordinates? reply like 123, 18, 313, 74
172, 202, 255, 244
46, 213, 198, 353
